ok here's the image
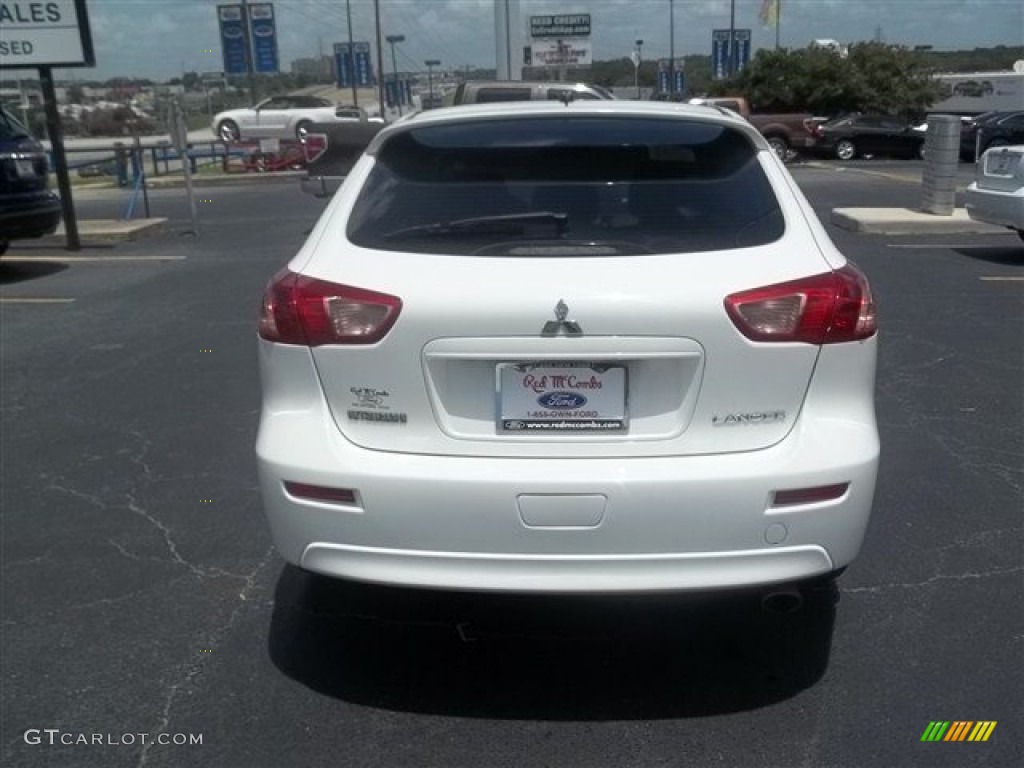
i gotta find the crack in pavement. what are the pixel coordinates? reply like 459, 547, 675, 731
137, 547, 276, 767
842, 565, 1023, 595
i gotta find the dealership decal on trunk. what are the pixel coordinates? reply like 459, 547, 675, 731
712, 411, 787, 426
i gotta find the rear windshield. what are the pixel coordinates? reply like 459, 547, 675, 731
347, 117, 784, 256
0, 107, 32, 141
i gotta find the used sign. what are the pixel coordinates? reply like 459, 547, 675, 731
0, 0, 95, 68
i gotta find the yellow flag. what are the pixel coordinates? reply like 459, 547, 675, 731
759, 0, 779, 27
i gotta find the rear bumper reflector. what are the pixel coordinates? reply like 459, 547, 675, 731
771, 482, 849, 507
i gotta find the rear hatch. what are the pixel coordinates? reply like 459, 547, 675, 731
272, 112, 867, 458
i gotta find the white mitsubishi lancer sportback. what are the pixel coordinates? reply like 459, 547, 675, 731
256, 101, 879, 595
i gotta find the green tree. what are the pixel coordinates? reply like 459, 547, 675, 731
728, 42, 944, 118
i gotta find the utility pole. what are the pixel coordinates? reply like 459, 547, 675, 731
346, 0, 358, 106
374, 0, 385, 119
386, 34, 405, 117
728, 0, 736, 78
633, 39, 644, 99
425, 59, 440, 109
668, 0, 674, 98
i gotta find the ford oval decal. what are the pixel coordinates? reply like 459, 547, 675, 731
538, 391, 587, 409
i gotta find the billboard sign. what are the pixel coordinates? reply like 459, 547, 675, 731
531, 39, 592, 68
248, 2, 278, 74
530, 14, 590, 39
218, 4, 248, 75
0, 0, 95, 69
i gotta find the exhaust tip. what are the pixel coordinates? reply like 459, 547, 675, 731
761, 588, 804, 615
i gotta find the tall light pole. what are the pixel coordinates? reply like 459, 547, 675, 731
425, 59, 440, 109
728, 0, 736, 78
373, 0, 385, 120
345, 0, 358, 106
634, 39, 644, 99
386, 34, 405, 117
668, 0, 674, 98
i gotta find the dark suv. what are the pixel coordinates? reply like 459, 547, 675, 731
1, 107, 61, 255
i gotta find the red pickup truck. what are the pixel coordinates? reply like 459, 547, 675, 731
689, 97, 818, 161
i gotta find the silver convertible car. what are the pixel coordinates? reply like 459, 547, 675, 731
212, 95, 369, 142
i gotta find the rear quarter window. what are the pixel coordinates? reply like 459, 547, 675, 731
474, 88, 534, 103
347, 117, 784, 256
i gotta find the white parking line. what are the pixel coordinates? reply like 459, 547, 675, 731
886, 243, 1014, 249
0, 297, 77, 304
979, 276, 1024, 282
1, 255, 186, 262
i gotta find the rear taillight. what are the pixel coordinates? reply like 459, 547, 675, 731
258, 269, 402, 346
724, 264, 876, 344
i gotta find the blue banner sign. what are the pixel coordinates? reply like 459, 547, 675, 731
402, 78, 412, 106
335, 42, 374, 88
218, 4, 248, 76
674, 66, 686, 94
733, 29, 751, 74
334, 43, 353, 88
353, 42, 374, 86
384, 80, 397, 108
712, 29, 751, 79
657, 59, 669, 93
248, 2, 279, 74
712, 29, 730, 80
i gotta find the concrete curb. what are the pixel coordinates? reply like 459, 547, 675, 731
830, 207, 1007, 235
145, 171, 305, 189
42, 218, 170, 245
56, 171, 305, 192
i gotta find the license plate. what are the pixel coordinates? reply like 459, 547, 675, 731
15, 159, 36, 178
498, 362, 627, 433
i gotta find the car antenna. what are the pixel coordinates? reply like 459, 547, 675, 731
558, 91, 574, 107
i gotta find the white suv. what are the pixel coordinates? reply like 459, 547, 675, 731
256, 102, 879, 594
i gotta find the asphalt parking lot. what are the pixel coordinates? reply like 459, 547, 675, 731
2, 164, 1021, 768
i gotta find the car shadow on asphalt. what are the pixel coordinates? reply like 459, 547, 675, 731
268, 565, 837, 719
0, 259, 69, 283
952, 244, 1024, 265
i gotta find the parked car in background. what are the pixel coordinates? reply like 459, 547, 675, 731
446, 80, 614, 106
212, 95, 369, 142
0, 106, 61, 256
964, 144, 1024, 242
968, 110, 1024, 158
258, 101, 880, 597
957, 111, 1024, 161
811, 114, 925, 160
687, 96, 818, 162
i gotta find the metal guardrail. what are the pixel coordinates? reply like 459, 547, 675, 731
53, 140, 244, 186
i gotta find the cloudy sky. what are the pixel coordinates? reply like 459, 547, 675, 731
53, 0, 1024, 80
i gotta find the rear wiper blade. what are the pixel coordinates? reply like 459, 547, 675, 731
384, 211, 568, 239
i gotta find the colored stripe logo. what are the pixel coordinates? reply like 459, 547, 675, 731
921, 721, 997, 742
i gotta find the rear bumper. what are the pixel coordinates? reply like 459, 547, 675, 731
0, 194, 62, 240
257, 340, 879, 593
964, 183, 1024, 231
